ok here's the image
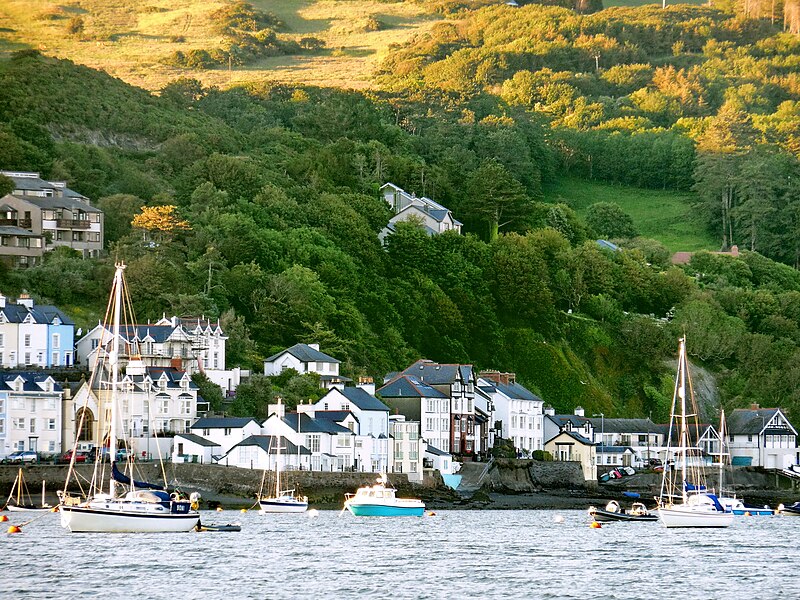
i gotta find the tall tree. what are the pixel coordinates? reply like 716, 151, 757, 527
461, 160, 532, 242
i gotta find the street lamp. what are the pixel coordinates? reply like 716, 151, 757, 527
593, 413, 604, 466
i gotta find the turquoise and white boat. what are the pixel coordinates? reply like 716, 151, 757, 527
344, 475, 425, 517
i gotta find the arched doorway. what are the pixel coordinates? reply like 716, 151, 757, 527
75, 407, 95, 443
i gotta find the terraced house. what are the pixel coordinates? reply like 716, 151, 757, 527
0, 170, 103, 260
0, 372, 63, 459
0, 293, 74, 368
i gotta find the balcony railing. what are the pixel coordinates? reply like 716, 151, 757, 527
56, 219, 91, 229
0, 218, 32, 228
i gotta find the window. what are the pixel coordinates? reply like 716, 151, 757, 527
409, 448, 418, 460
0, 333, 4, 347
37, 352, 43, 364
159, 396, 169, 414
52, 352, 59, 366
395, 431, 404, 440
748, 434, 753, 442
305, 434, 320, 453
47, 418, 56, 430
181, 398, 191, 415
409, 430, 419, 441
0, 418, 4, 435
91, 339, 99, 350
24, 352, 31, 365
337, 435, 352, 447
395, 441, 403, 459
0, 398, 3, 413
29, 418, 36, 433
202, 428, 210, 436
52, 333, 60, 349
48, 441, 55, 452
224, 428, 232, 435
24, 334, 30, 347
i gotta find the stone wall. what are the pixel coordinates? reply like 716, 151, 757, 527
481, 459, 588, 493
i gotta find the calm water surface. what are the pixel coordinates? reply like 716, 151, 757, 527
3, 509, 799, 599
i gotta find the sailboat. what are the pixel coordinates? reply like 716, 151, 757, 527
3, 468, 52, 512
716, 410, 774, 516
58, 263, 201, 533
258, 400, 308, 513
656, 336, 733, 528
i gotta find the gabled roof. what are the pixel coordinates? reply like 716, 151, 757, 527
547, 414, 592, 429
378, 374, 449, 399
0, 225, 43, 237
335, 387, 389, 412
0, 302, 74, 325
0, 372, 62, 392
727, 408, 793, 435
175, 433, 220, 447
313, 410, 358, 423
400, 360, 473, 385
283, 413, 353, 435
546, 430, 594, 446
232, 435, 311, 455
191, 417, 259, 430
587, 418, 658, 434
264, 343, 340, 364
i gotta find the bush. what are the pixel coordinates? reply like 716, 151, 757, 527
66, 16, 84, 36
532, 449, 553, 461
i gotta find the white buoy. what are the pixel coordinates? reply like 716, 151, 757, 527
554, 515, 565, 524
307, 509, 319, 519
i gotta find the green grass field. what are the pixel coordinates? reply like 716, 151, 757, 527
543, 177, 718, 252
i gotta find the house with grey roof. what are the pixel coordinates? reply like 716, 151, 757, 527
393, 360, 479, 458
478, 370, 542, 456
0, 170, 103, 258
544, 429, 597, 482
307, 385, 390, 473
223, 434, 312, 470
0, 372, 63, 459
263, 343, 348, 389
171, 432, 223, 465
189, 416, 261, 457
726, 405, 797, 468
0, 293, 74, 368
378, 182, 462, 244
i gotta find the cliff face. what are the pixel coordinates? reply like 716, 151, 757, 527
479, 459, 587, 493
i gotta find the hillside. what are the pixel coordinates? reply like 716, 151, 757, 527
0, 0, 443, 90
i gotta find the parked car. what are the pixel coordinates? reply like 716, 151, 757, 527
59, 449, 90, 464
2, 450, 39, 464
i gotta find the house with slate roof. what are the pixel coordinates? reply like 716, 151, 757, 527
726, 405, 798, 468
0, 372, 62, 459
263, 343, 349, 389
305, 385, 390, 473
0, 293, 74, 368
190, 416, 262, 458
223, 434, 312, 471
544, 429, 597, 482
388, 414, 425, 481
389, 360, 479, 458
478, 370, 543, 455
262, 406, 355, 472
171, 432, 222, 465
378, 373, 452, 457
0, 170, 104, 258
378, 182, 462, 244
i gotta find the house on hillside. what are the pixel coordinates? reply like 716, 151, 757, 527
263, 343, 349, 389
0, 372, 63, 459
478, 370, 542, 455
671, 245, 740, 266
0, 170, 103, 258
378, 183, 462, 244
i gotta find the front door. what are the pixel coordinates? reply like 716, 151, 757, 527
28, 437, 37, 452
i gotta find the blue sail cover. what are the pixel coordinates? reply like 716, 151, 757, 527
111, 461, 164, 491
705, 494, 725, 512
684, 481, 707, 492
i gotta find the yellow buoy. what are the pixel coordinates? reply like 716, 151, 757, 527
590, 521, 602, 529
426, 511, 436, 517
216, 506, 223, 512
8, 525, 22, 534
744, 511, 752, 517
51, 506, 59, 513
240, 508, 247, 514
0, 515, 8, 522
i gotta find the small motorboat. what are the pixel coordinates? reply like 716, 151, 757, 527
719, 497, 774, 516
588, 500, 659, 522
777, 502, 800, 516
343, 474, 425, 517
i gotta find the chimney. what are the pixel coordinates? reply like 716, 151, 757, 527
730, 245, 739, 257
479, 370, 516, 385
17, 293, 33, 309
170, 357, 182, 370
574, 406, 584, 417
268, 402, 286, 419
750, 403, 760, 410
544, 404, 555, 416
357, 376, 376, 396
308, 343, 320, 351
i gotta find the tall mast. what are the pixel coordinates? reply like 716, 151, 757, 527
678, 337, 688, 504
109, 263, 125, 497
276, 397, 282, 495
719, 409, 726, 494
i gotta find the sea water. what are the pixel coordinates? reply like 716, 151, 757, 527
3, 509, 799, 599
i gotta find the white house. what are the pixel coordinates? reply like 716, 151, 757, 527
726, 406, 798, 468
171, 433, 222, 464
389, 415, 424, 482
224, 434, 312, 471
478, 373, 543, 454
190, 416, 262, 460
378, 373, 452, 456
0, 372, 63, 459
378, 182, 462, 243
263, 343, 348, 389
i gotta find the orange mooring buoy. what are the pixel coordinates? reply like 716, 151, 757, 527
0, 515, 9, 522
590, 521, 602, 529
744, 511, 752, 517
8, 525, 22, 534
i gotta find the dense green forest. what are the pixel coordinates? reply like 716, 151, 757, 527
2, 1, 800, 424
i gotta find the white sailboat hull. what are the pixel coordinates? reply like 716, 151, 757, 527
259, 497, 308, 513
658, 506, 734, 528
6, 504, 51, 512
60, 503, 200, 533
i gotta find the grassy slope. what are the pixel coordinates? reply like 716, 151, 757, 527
543, 177, 718, 252
0, 0, 441, 91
